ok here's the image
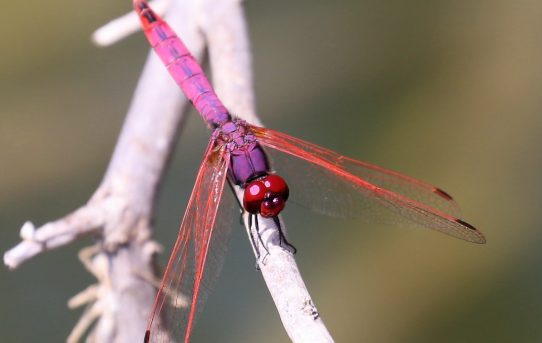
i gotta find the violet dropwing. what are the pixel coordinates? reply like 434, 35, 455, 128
133, 1, 486, 342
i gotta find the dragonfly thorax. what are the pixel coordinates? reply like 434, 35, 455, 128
243, 174, 289, 217
213, 120, 273, 186
213, 120, 255, 151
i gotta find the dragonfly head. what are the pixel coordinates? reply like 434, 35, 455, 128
243, 174, 289, 217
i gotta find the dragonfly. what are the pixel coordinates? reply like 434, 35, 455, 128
133, 1, 486, 342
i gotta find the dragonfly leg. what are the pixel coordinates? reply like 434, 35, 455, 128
272, 216, 297, 254
238, 211, 244, 226
254, 217, 271, 265
248, 214, 269, 270
247, 214, 260, 260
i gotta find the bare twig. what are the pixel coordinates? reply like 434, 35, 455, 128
92, 0, 171, 47
5, 0, 200, 340
4, 0, 333, 342
182, 1, 333, 340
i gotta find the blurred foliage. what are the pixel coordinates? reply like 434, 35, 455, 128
1, 0, 542, 342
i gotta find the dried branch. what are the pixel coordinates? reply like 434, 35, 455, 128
92, 0, 171, 47
4, 0, 333, 342
185, 1, 333, 340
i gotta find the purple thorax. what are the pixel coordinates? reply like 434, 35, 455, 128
214, 121, 270, 185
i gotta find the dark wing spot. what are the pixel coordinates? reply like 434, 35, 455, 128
433, 187, 454, 201
456, 219, 477, 231
144, 330, 150, 343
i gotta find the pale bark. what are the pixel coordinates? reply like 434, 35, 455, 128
4, 1, 333, 342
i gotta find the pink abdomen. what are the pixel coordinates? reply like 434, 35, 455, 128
136, 2, 230, 126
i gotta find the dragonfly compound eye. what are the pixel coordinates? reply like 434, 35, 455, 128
243, 174, 289, 217
262, 174, 289, 201
260, 174, 289, 217
243, 180, 267, 214
260, 196, 286, 217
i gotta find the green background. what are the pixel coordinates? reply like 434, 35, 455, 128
2, 0, 541, 342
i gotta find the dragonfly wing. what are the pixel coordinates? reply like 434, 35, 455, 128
145, 141, 233, 343
251, 126, 485, 244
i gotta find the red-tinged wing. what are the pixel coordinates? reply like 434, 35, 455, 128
145, 141, 233, 343
251, 125, 485, 244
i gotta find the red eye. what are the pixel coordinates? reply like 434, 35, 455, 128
260, 197, 286, 218
243, 174, 289, 217
263, 174, 289, 201
243, 180, 266, 214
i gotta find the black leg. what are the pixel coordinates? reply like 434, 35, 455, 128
254, 218, 270, 259
272, 216, 297, 254
226, 180, 262, 263
247, 214, 260, 260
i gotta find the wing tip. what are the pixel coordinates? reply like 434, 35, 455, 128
456, 219, 486, 244
144, 330, 150, 343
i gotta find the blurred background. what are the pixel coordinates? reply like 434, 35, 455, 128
2, 0, 542, 342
